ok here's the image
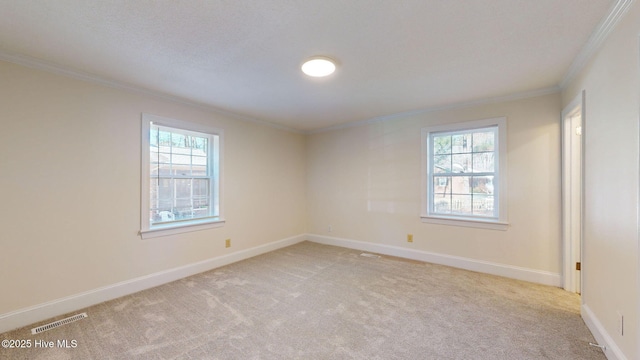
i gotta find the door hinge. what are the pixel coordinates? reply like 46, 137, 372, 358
576, 262, 581, 271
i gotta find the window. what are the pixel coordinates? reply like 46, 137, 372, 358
421, 117, 507, 230
140, 114, 224, 239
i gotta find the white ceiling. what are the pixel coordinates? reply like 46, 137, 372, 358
0, 1, 615, 132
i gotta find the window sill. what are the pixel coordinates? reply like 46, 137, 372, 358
140, 218, 226, 239
420, 215, 508, 231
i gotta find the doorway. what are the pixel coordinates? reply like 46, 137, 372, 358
562, 91, 584, 294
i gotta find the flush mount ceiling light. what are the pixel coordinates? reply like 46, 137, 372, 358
301, 57, 336, 77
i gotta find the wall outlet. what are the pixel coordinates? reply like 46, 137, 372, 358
225, 239, 231, 248
328, 225, 333, 233
407, 234, 413, 242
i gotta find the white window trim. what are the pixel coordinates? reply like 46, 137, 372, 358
421, 117, 508, 231
140, 113, 225, 239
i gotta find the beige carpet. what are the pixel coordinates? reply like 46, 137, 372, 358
1, 241, 605, 359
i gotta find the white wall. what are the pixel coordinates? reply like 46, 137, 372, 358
0, 61, 307, 319
307, 93, 563, 279
562, 2, 639, 359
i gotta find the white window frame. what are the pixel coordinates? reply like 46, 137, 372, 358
421, 117, 508, 230
140, 113, 224, 239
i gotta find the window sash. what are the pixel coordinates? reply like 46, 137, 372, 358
430, 175, 497, 218
149, 176, 213, 225
149, 125, 217, 226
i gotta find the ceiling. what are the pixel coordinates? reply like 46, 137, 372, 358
0, 1, 615, 132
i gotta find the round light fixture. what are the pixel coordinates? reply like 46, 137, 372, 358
301, 57, 336, 77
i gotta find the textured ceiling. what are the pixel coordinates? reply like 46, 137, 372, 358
0, 1, 615, 131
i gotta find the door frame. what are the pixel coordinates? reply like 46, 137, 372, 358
561, 91, 585, 293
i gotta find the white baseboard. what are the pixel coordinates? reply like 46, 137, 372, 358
582, 304, 627, 360
0, 233, 564, 334
307, 234, 562, 287
0, 234, 307, 334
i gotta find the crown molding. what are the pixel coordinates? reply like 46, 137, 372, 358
560, 0, 634, 89
0, 51, 303, 134
3, 0, 629, 140
306, 86, 560, 134
0, 51, 561, 136
309, 0, 637, 136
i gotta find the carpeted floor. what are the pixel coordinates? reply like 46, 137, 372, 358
1, 241, 605, 359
